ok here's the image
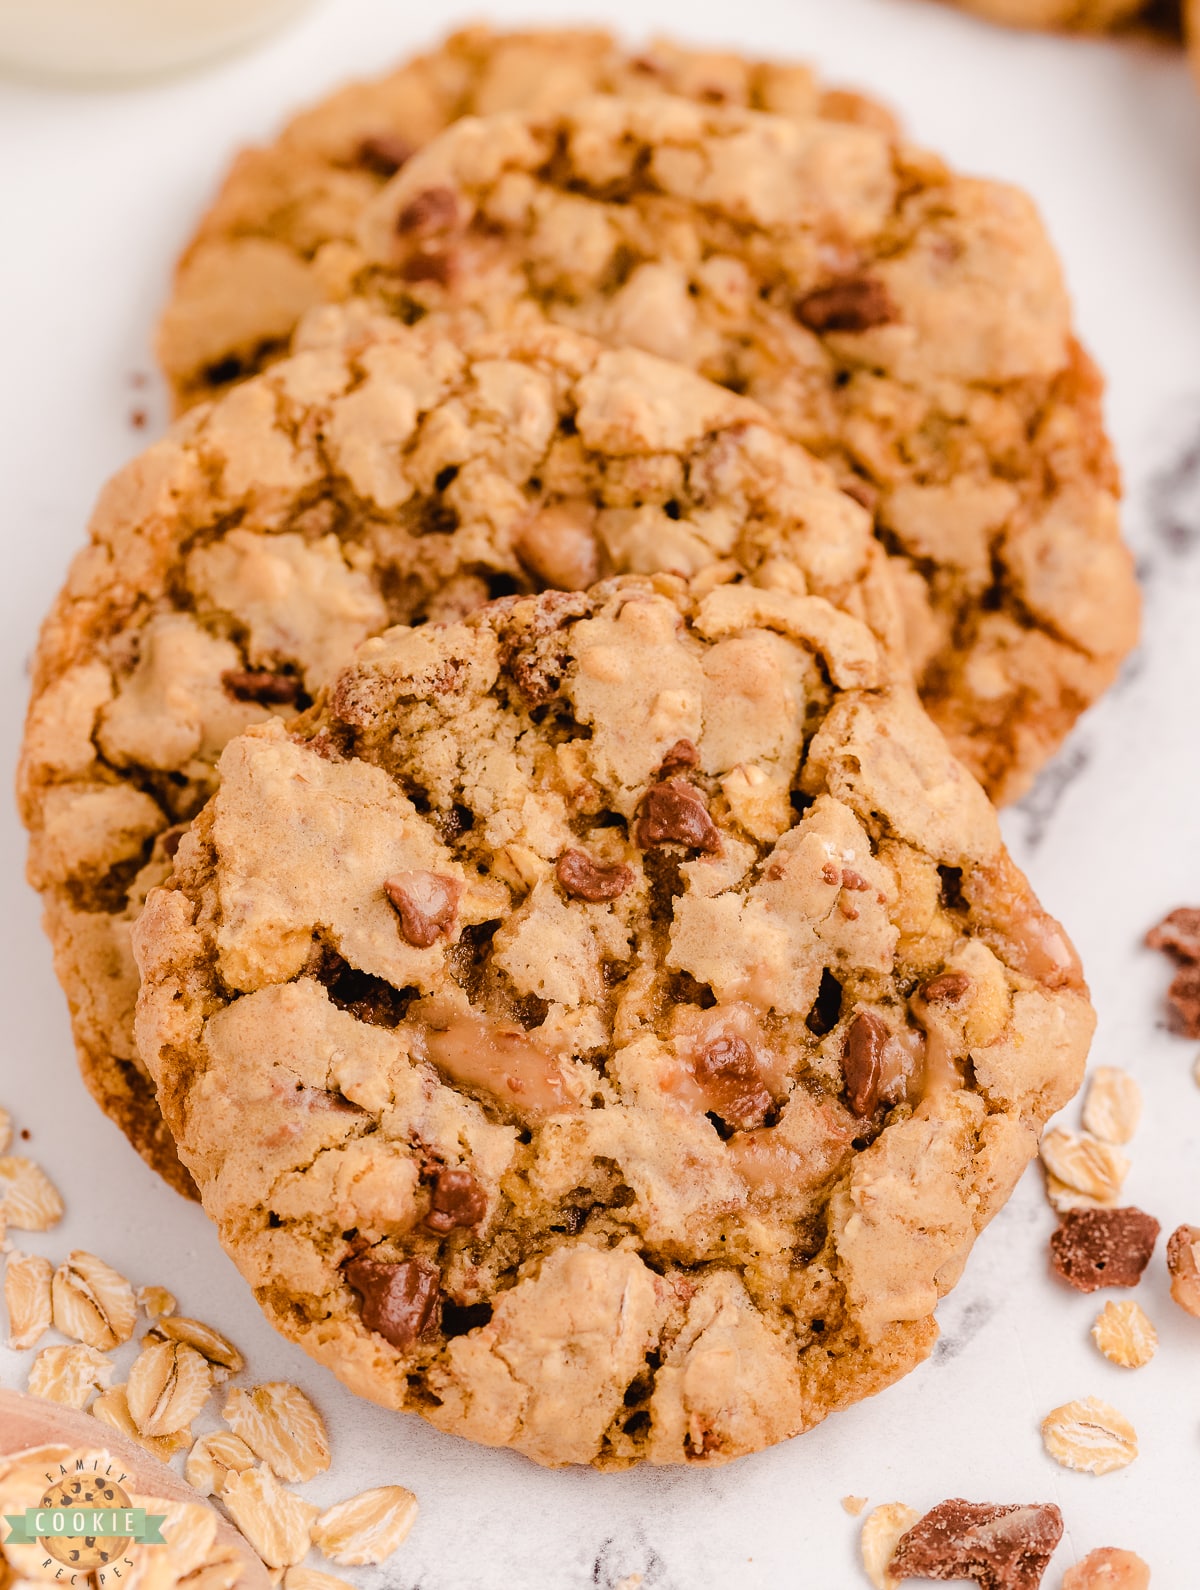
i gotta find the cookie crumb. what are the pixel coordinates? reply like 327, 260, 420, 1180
129, 407, 148, 430
1050, 1207, 1159, 1292
1062, 1547, 1150, 1589
1166, 1223, 1200, 1317
842, 1494, 868, 1516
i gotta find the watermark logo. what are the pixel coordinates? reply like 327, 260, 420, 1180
2, 1458, 166, 1586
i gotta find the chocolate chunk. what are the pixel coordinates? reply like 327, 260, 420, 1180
636, 780, 721, 854
221, 668, 301, 705
889, 1499, 1064, 1590
355, 133, 415, 177
556, 849, 633, 903
658, 739, 700, 776
1050, 1207, 1160, 1293
842, 1011, 888, 1117
396, 185, 461, 236
343, 1256, 441, 1350
921, 971, 972, 1005
384, 871, 462, 948
1145, 906, 1200, 962
1166, 963, 1200, 1038
399, 251, 455, 286
794, 278, 896, 334
425, 1168, 487, 1234
694, 1034, 772, 1132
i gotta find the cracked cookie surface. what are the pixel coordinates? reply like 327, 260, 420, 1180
346, 91, 1138, 803
157, 24, 897, 413
19, 313, 898, 1193
133, 577, 1093, 1469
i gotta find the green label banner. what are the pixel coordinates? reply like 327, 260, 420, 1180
3, 1507, 166, 1545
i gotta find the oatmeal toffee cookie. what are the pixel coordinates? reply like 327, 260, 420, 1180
18, 312, 900, 1194
348, 92, 1139, 803
158, 25, 896, 413
133, 579, 1093, 1469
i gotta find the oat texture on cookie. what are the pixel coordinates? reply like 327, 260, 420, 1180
133, 573, 1093, 1469
18, 312, 898, 1194
157, 25, 896, 412
343, 91, 1137, 804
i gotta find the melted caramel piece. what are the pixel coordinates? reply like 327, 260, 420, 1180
967, 855, 1085, 992
423, 1015, 584, 1118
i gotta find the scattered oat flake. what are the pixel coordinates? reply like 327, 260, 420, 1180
1062, 1547, 1150, 1589
284, 1570, 356, 1590
51, 1249, 137, 1349
91, 1382, 194, 1459
1042, 1397, 1137, 1475
1166, 1223, 1200, 1317
888, 1499, 1064, 1590
1091, 1300, 1157, 1368
223, 1382, 330, 1482
181, 1558, 245, 1590
0, 1106, 11, 1153
1050, 1207, 1160, 1293
842, 1494, 868, 1516
613, 1578, 643, 1590
155, 1313, 244, 1371
127, 1337, 213, 1436
1044, 1170, 1114, 1215
128, 1490, 219, 1580
27, 1342, 113, 1407
0, 1156, 64, 1230
1040, 1129, 1129, 1204
139, 1283, 177, 1318
5, 1248, 53, 1349
221, 1466, 319, 1569
311, 1485, 418, 1566
1081, 1069, 1142, 1146
186, 1429, 257, 1496
861, 1502, 920, 1590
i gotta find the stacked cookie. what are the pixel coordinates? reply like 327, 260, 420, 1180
20, 27, 1136, 1469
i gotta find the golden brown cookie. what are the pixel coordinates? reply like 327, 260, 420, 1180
343, 92, 1139, 804
157, 25, 894, 413
133, 576, 1093, 1468
19, 311, 898, 1194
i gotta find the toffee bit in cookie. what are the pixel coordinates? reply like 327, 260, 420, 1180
222, 668, 302, 705
842, 1011, 888, 1117
920, 971, 972, 1005
1050, 1207, 1160, 1293
396, 185, 461, 236
794, 278, 896, 334
355, 132, 416, 177
693, 1035, 772, 1132
424, 1167, 487, 1234
384, 871, 463, 948
343, 1256, 441, 1351
636, 779, 721, 853
513, 500, 599, 591
888, 1499, 1064, 1590
1166, 1223, 1200, 1317
555, 849, 633, 903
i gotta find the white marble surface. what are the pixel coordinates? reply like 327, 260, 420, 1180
1, 1, 1199, 1584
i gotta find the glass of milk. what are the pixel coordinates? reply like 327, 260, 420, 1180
0, 0, 316, 85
